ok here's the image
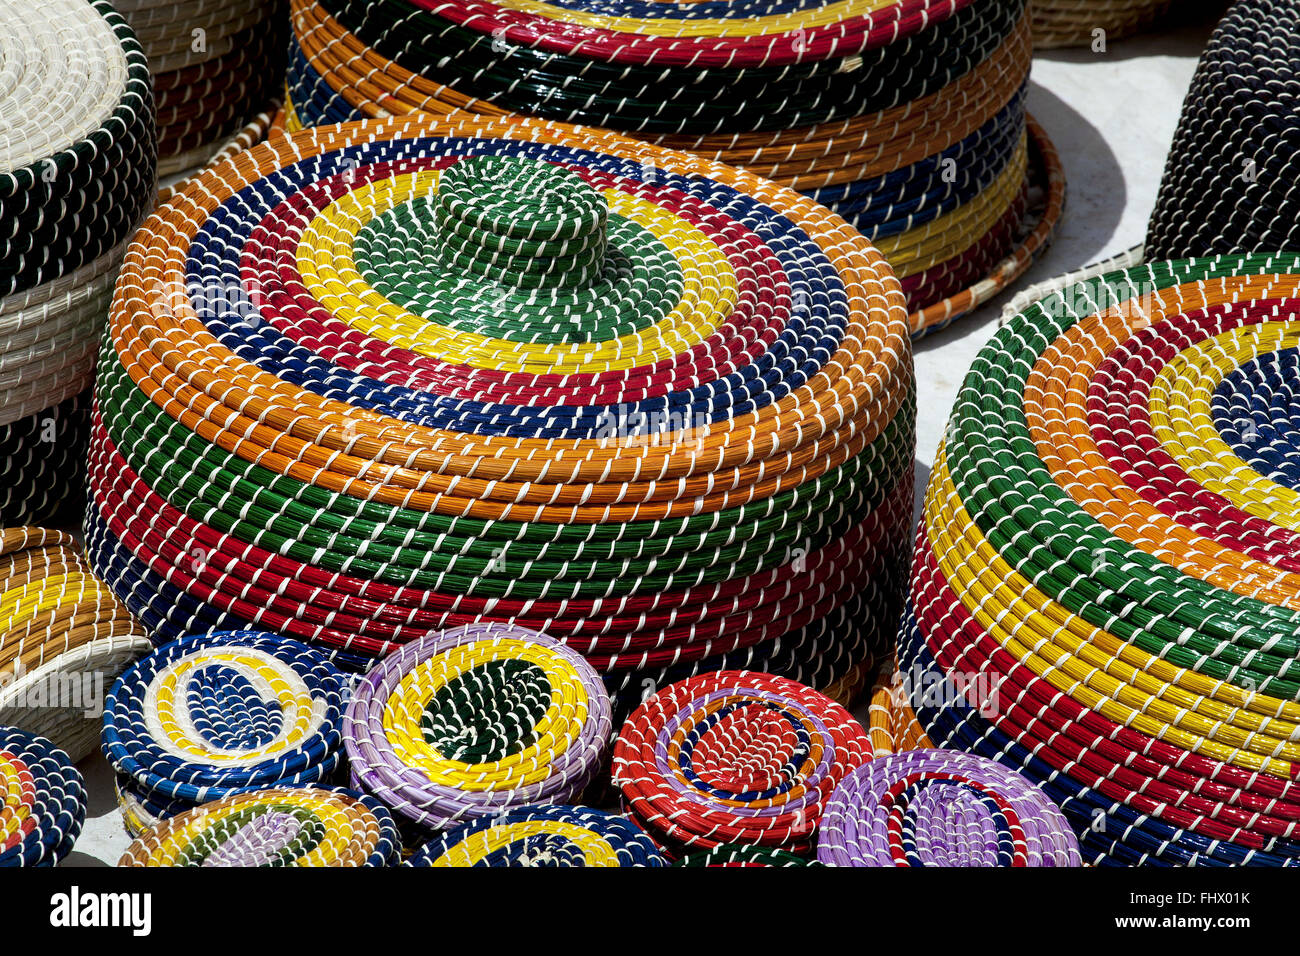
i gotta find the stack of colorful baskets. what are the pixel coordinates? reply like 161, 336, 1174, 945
285, 0, 1064, 336
86, 114, 916, 717
114, 0, 286, 178
1031, 0, 1174, 49
0, 527, 151, 762
405, 805, 667, 867
1146, 0, 1300, 260
905, 252, 1300, 865
0, 0, 155, 525
817, 750, 1081, 866
0, 725, 85, 867
344, 624, 612, 836
613, 670, 872, 858
102, 631, 347, 836
119, 787, 402, 866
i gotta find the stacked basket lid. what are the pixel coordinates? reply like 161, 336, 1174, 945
905, 252, 1300, 865
113, 0, 286, 178
1146, 0, 1300, 261
613, 671, 872, 857
406, 805, 667, 867
1031, 0, 1174, 49
285, 0, 1064, 336
102, 631, 347, 835
86, 113, 917, 714
0, 0, 155, 525
120, 787, 402, 866
344, 624, 612, 834
0, 725, 85, 867
0, 527, 151, 763
817, 750, 1081, 866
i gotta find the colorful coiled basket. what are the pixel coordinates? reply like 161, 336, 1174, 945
905, 252, 1300, 865
285, 0, 1064, 336
0, 725, 86, 867
817, 749, 1081, 866
0, 527, 151, 762
405, 804, 666, 867
86, 113, 917, 721
344, 624, 612, 832
613, 670, 872, 857
0, 0, 156, 525
119, 786, 402, 866
103, 630, 347, 835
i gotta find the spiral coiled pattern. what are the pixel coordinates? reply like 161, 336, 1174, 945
120, 786, 401, 867
0, 527, 150, 763
405, 804, 666, 867
613, 670, 872, 856
905, 253, 1300, 865
87, 114, 915, 716
0, 726, 85, 867
817, 750, 1081, 866
103, 630, 346, 830
285, 0, 1064, 335
345, 624, 612, 831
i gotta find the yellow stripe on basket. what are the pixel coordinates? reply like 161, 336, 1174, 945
429, 819, 621, 866
0, 753, 32, 842
924, 444, 1300, 778
296, 169, 737, 373
1150, 320, 1300, 533
484, 0, 895, 39
150, 791, 353, 866
0, 573, 118, 631
875, 133, 1028, 278
150, 651, 319, 763
381, 638, 589, 789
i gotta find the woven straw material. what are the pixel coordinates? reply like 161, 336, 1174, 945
406, 804, 667, 866
344, 624, 612, 831
1032, 0, 1174, 49
119, 786, 402, 866
1, 0, 156, 524
285, 0, 1061, 337
115, 0, 285, 173
674, 844, 818, 866
0, 528, 151, 763
905, 252, 1300, 866
103, 630, 347, 825
87, 113, 916, 714
1146, 0, 1300, 260
817, 750, 1082, 866
867, 662, 933, 758
0, 725, 85, 866
613, 670, 872, 857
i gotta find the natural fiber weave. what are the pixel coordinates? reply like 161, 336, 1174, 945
674, 844, 818, 866
1, 0, 156, 523
88, 113, 916, 715
906, 252, 1300, 865
1032, 0, 1174, 49
285, 0, 1059, 336
405, 804, 667, 867
817, 749, 1082, 866
613, 670, 872, 856
344, 624, 612, 831
1146, 0, 1300, 260
119, 786, 402, 866
0, 528, 151, 763
103, 630, 347, 825
0, 725, 85, 866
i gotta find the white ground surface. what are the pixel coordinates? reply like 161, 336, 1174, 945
64, 14, 1221, 865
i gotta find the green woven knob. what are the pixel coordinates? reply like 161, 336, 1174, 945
436, 156, 609, 290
